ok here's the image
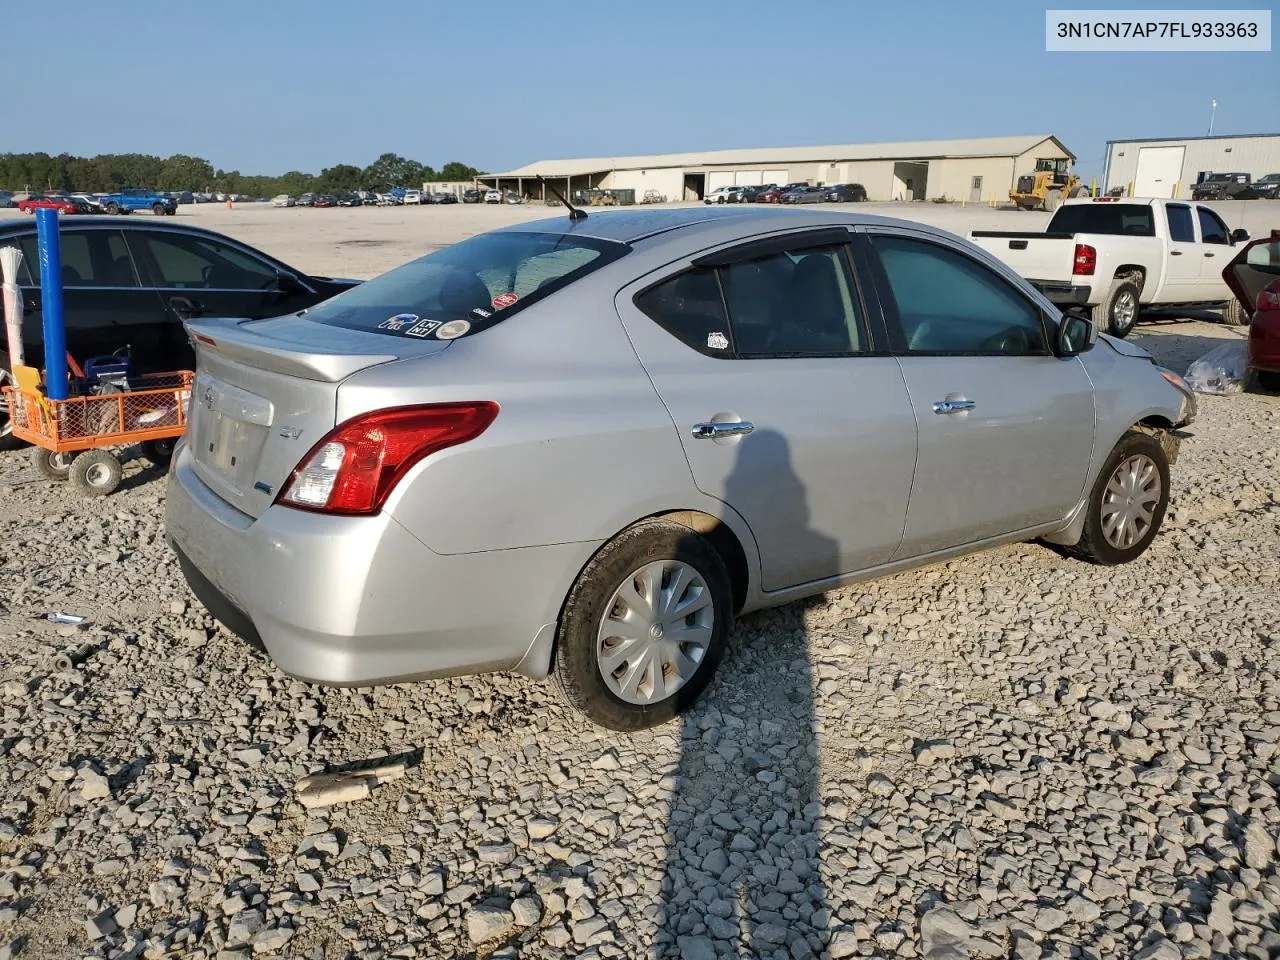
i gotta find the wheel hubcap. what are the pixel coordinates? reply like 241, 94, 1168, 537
85, 463, 111, 486
596, 559, 714, 705
1100, 454, 1160, 549
1113, 291, 1136, 328
51, 453, 72, 470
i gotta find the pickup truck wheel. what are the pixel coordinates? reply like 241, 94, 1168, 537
105, 202, 120, 215
152, 203, 166, 215
1069, 430, 1170, 566
1093, 279, 1142, 338
1221, 298, 1247, 327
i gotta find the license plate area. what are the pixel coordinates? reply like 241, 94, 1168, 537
190, 375, 272, 497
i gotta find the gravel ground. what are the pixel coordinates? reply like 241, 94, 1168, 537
1, 239, 1278, 958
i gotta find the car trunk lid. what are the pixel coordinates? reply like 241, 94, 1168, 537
184, 315, 450, 518
1223, 234, 1280, 319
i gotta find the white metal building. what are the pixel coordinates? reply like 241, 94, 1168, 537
1104, 134, 1280, 198
479, 134, 1075, 203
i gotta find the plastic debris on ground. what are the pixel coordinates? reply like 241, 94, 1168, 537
295, 757, 409, 809
1184, 340, 1248, 396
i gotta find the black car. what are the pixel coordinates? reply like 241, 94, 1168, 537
433, 192, 459, 204
825, 183, 868, 202
1191, 172, 1251, 201
336, 193, 363, 207
462, 189, 484, 203
0, 218, 359, 441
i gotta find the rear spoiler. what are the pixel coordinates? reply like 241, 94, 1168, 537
185, 317, 398, 383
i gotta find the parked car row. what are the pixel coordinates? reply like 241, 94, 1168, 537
1191, 171, 1280, 201
705, 182, 868, 205
270, 190, 465, 208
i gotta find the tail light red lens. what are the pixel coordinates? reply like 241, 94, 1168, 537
277, 402, 498, 515
1072, 243, 1096, 276
1257, 281, 1280, 313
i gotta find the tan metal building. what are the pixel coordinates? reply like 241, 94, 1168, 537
478, 134, 1075, 203
1103, 134, 1280, 198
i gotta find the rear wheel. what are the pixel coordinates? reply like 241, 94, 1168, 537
1093, 278, 1142, 338
68, 449, 122, 497
152, 203, 166, 215
141, 438, 175, 466
32, 447, 74, 480
1070, 431, 1170, 565
1250, 369, 1280, 392
1044, 189, 1064, 213
1221, 298, 1247, 326
554, 519, 732, 731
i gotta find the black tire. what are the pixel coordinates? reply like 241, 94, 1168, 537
1221, 298, 1247, 327
141, 438, 175, 466
1092, 277, 1142, 338
553, 519, 733, 731
1250, 369, 1280, 393
105, 202, 120, 215
32, 447, 74, 480
68, 449, 122, 497
152, 203, 166, 215
1069, 431, 1170, 566
164, 207, 176, 216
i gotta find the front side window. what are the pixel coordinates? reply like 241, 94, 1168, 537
1166, 204, 1195, 243
309, 231, 628, 339
872, 235, 1047, 356
1196, 207, 1229, 245
135, 233, 279, 289
634, 241, 868, 358
17, 230, 139, 288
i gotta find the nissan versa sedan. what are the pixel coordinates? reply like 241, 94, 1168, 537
166, 207, 1197, 731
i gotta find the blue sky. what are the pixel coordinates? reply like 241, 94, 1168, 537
3, 0, 1275, 182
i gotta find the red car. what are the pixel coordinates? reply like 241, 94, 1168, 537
16, 195, 84, 215
1224, 232, 1280, 392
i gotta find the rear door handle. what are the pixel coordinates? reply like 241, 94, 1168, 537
1170, 250, 1182, 256
169, 296, 207, 319
1204, 252, 1216, 258
933, 399, 976, 415
692, 420, 754, 439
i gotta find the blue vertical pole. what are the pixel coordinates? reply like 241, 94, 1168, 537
35, 207, 68, 400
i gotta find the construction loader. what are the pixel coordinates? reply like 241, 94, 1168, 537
1009, 158, 1090, 211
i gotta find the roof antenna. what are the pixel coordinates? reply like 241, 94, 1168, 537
538, 175, 587, 221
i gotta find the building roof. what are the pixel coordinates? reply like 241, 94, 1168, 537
485, 134, 1073, 178
1106, 132, 1280, 145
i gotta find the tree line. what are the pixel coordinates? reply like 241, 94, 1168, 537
0, 152, 483, 196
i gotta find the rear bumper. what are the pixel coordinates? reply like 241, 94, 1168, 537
1030, 281, 1092, 306
164, 446, 594, 685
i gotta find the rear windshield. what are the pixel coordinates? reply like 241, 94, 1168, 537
1046, 203, 1155, 237
306, 231, 629, 340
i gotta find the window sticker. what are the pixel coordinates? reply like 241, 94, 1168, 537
436, 319, 471, 340
379, 313, 418, 331
706, 332, 730, 350
405, 320, 441, 338
492, 292, 520, 310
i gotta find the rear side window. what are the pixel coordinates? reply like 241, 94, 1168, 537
1046, 203, 1155, 236
635, 241, 869, 358
309, 231, 628, 339
872, 235, 1047, 356
136, 232, 279, 289
17, 230, 139, 287
1166, 204, 1195, 243
1197, 207, 1229, 245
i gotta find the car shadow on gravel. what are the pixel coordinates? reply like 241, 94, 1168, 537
1130, 319, 1246, 373
657, 429, 835, 960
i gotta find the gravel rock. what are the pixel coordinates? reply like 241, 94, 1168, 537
919, 906, 972, 959
466, 905, 515, 944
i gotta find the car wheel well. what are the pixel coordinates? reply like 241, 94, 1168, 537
1112, 265, 1146, 290
652, 510, 749, 614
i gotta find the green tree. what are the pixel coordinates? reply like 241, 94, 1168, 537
439, 161, 480, 182
316, 163, 364, 193
363, 152, 426, 190
158, 154, 216, 191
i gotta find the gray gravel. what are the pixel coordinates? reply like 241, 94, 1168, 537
0, 321, 1277, 959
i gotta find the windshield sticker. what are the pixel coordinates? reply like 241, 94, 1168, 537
492, 292, 520, 310
471, 307, 492, 319
379, 313, 418, 331
405, 320, 441, 338
436, 319, 471, 340
706, 332, 730, 350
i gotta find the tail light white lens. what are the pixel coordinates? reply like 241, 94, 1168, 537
277, 402, 499, 515
1256, 281, 1280, 312
1072, 243, 1096, 276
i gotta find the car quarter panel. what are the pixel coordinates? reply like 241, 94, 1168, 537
342, 277, 752, 559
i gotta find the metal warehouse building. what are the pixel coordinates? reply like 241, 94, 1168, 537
1104, 133, 1280, 198
479, 134, 1074, 204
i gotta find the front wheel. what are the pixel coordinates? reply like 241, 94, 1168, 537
69, 449, 123, 497
152, 203, 166, 215
554, 520, 733, 731
32, 447, 74, 480
1093, 278, 1142, 338
1221, 298, 1247, 327
1070, 431, 1170, 565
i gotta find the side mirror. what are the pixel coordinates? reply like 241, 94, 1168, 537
275, 270, 300, 293
1057, 309, 1097, 356
1231, 228, 1250, 244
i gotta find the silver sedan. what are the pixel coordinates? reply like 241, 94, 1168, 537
166, 206, 1196, 730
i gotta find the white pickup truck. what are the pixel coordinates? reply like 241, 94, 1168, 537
970, 197, 1251, 337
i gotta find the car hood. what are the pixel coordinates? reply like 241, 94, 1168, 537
1097, 333, 1152, 360
1223, 235, 1280, 318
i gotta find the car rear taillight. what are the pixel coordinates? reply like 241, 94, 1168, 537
1072, 243, 1096, 276
277, 402, 498, 515
1257, 281, 1280, 312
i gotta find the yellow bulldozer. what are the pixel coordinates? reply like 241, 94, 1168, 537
1010, 158, 1090, 211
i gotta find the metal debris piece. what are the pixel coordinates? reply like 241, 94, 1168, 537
46, 613, 88, 625
53, 643, 98, 671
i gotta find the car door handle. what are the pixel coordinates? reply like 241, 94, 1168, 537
933, 399, 976, 415
1203, 252, 1216, 258
169, 296, 206, 319
1170, 250, 1182, 256
692, 420, 754, 439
